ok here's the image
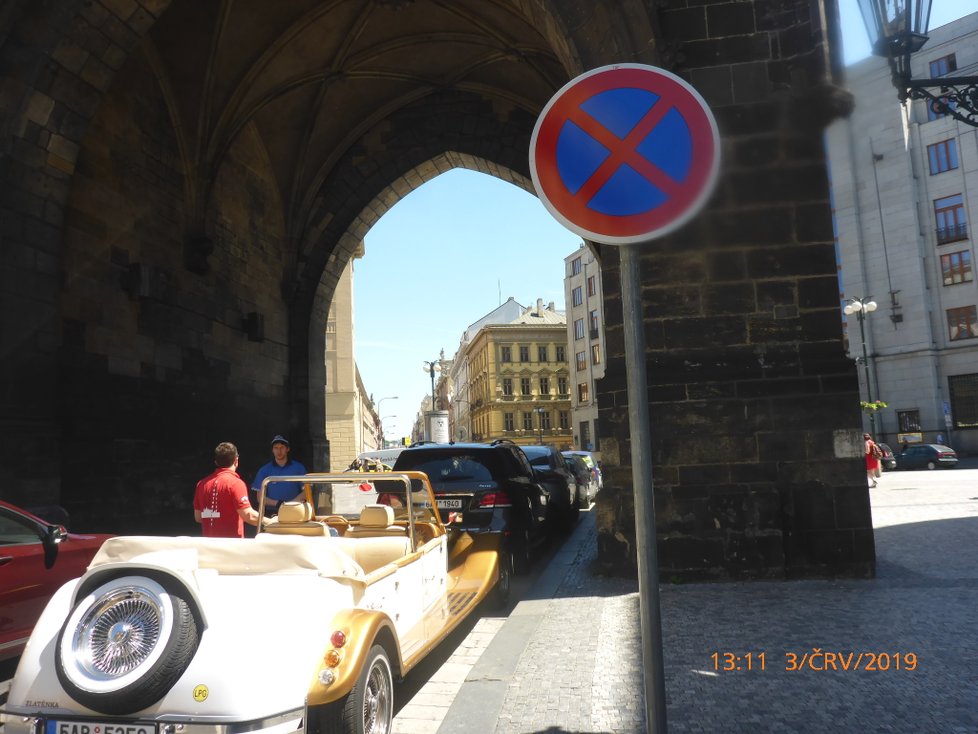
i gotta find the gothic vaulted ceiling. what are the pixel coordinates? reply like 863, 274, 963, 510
144, 0, 572, 243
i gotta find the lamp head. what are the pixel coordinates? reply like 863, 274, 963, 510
857, 0, 932, 58
863, 300, 878, 313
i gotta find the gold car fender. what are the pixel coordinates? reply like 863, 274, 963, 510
305, 607, 401, 705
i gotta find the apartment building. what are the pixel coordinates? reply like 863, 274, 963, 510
826, 12, 978, 453
563, 244, 605, 453
452, 299, 572, 447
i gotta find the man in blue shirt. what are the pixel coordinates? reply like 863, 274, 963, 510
251, 435, 307, 513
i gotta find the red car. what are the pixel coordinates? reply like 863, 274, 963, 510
0, 501, 112, 661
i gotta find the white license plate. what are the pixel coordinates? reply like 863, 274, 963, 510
435, 499, 463, 509
46, 722, 156, 734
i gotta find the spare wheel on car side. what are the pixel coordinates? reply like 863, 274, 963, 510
55, 574, 201, 715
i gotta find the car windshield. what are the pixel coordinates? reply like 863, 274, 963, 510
261, 473, 440, 525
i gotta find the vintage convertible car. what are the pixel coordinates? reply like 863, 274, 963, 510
0, 471, 508, 734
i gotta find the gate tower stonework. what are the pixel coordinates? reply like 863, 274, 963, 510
0, 0, 872, 578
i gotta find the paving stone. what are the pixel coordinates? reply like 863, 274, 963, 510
421, 462, 978, 733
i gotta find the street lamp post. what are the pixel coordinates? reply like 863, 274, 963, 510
857, 0, 978, 127
844, 297, 879, 437
376, 396, 398, 446
380, 415, 397, 447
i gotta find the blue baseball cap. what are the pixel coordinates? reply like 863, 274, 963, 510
271, 435, 290, 447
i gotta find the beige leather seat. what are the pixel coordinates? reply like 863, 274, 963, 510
345, 504, 407, 538
263, 501, 331, 537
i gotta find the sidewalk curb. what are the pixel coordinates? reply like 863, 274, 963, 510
437, 511, 597, 733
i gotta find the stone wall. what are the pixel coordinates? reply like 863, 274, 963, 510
56, 48, 295, 533
0, 0, 874, 578
593, 0, 875, 580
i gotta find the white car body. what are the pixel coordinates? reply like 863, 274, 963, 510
0, 472, 506, 734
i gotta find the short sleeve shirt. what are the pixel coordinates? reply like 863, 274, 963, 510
252, 459, 307, 502
194, 467, 251, 538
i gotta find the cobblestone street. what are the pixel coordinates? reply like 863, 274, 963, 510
428, 462, 978, 733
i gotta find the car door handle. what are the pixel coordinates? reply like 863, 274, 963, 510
0, 556, 13, 566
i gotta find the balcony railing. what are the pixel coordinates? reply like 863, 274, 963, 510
937, 222, 968, 245
589, 328, 599, 340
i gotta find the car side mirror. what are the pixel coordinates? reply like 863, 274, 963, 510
41, 524, 67, 569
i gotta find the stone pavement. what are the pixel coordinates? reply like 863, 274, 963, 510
407, 462, 978, 733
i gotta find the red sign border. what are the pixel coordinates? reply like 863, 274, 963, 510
530, 64, 720, 246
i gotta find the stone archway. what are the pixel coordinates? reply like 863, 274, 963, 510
1, 0, 875, 580
0, 0, 654, 531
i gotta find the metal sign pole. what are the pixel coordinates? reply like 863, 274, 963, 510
620, 243, 667, 733
529, 65, 719, 734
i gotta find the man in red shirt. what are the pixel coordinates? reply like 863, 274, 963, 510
193, 442, 264, 538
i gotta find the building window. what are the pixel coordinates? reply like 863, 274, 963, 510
941, 251, 974, 286
538, 345, 548, 362
935, 194, 967, 244
558, 376, 568, 395
949, 373, 978, 428
578, 382, 589, 403
540, 411, 552, 430
574, 318, 585, 340
572, 286, 583, 306
522, 412, 534, 430
559, 410, 570, 429
504, 412, 514, 431
930, 53, 957, 77
556, 345, 566, 362
519, 345, 530, 362
591, 344, 601, 365
502, 378, 513, 396
539, 376, 550, 396
571, 257, 582, 275
576, 351, 587, 370
501, 346, 512, 362
520, 377, 532, 395
947, 305, 978, 341
897, 410, 921, 432
928, 139, 958, 174
587, 275, 597, 297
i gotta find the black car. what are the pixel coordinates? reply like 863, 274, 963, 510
392, 441, 550, 573
518, 444, 581, 533
894, 443, 958, 470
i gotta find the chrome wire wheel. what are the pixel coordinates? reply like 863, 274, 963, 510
361, 647, 392, 734
55, 575, 200, 715
61, 577, 171, 692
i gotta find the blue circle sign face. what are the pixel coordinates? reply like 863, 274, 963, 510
530, 64, 720, 245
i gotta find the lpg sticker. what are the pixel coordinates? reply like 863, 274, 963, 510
193, 684, 209, 702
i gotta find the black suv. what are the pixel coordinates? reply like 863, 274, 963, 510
392, 441, 549, 573
519, 444, 580, 533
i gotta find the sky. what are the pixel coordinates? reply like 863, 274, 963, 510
354, 2, 978, 443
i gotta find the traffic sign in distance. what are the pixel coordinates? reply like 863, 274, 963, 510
530, 64, 720, 245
